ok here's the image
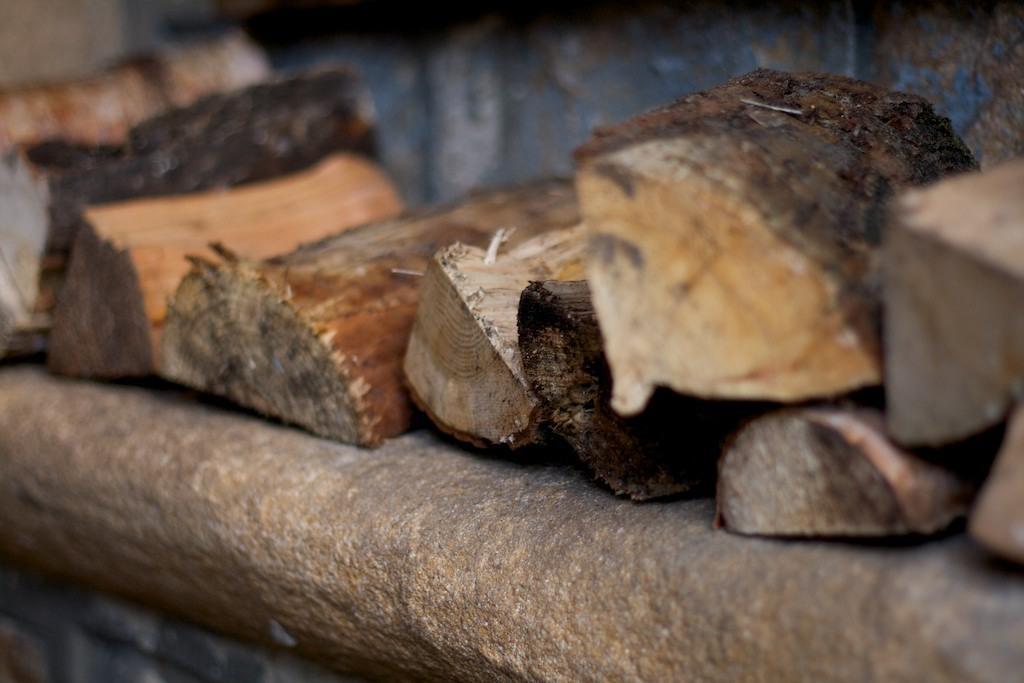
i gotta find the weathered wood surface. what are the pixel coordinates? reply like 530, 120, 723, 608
885, 160, 1024, 446
404, 226, 586, 448
0, 368, 1023, 682
47, 155, 401, 378
575, 68, 976, 415
970, 405, 1024, 564
717, 408, 974, 537
0, 31, 269, 150
518, 279, 755, 500
162, 180, 578, 446
1, 66, 376, 357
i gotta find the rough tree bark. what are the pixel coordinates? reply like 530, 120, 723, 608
575, 68, 976, 416
885, 160, 1024, 446
47, 155, 402, 378
1, 66, 376, 357
970, 404, 1024, 565
716, 408, 974, 537
161, 180, 578, 447
0, 31, 269, 150
518, 279, 759, 500
403, 226, 586, 448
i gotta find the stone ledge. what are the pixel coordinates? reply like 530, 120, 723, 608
0, 367, 1021, 681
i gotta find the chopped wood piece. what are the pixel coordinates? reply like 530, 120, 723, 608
519, 280, 758, 500
575, 68, 976, 415
404, 226, 586, 448
1, 66, 376, 357
0, 152, 47, 356
47, 154, 401, 378
885, 160, 1024, 446
161, 180, 578, 446
717, 408, 974, 537
0, 31, 269, 150
970, 405, 1024, 564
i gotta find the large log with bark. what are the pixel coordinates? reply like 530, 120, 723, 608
574, 68, 976, 416
885, 160, 1024, 446
404, 226, 586, 448
1, 368, 1023, 683
518, 279, 757, 500
47, 154, 402, 378
1, 67, 376, 357
161, 180, 578, 446
970, 405, 1024, 564
0, 31, 269, 150
716, 408, 974, 537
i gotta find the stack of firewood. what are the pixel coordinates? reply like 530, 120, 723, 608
2, 41, 1021, 566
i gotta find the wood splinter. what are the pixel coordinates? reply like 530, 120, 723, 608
162, 180, 579, 446
970, 405, 1024, 565
716, 408, 974, 537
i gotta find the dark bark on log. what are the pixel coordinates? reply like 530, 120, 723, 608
518, 280, 756, 500
575, 68, 977, 415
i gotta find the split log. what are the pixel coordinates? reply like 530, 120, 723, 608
404, 226, 586, 448
885, 160, 1024, 446
47, 155, 401, 378
518, 280, 758, 500
1, 66, 376, 357
716, 408, 973, 537
161, 180, 578, 446
0, 31, 269, 150
970, 405, 1024, 564
575, 68, 976, 416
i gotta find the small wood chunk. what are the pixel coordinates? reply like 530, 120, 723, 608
404, 226, 586, 448
47, 154, 401, 378
717, 408, 974, 537
0, 31, 269, 150
970, 405, 1024, 564
161, 180, 578, 446
0, 66, 376, 357
519, 280, 756, 500
885, 160, 1024, 446
575, 68, 976, 415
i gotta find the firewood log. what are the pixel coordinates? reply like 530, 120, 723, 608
716, 408, 973, 536
47, 155, 401, 378
0, 66, 376, 357
574, 68, 976, 416
885, 160, 1024, 446
404, 226, 586, 448
518, 280, 758, 500
970, 405, 1024, 564
161, 180, 578, 446
0, 31, 269, 150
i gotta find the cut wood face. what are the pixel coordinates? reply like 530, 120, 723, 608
47, 154, 401, 378
716, 408, 974, 537
163, 180, 579, 447
0, 152, 48, 355
970, 405, 1024, 564
885, 160, 1024, 446
576, 69, 977, 415
403, 225, 586, 448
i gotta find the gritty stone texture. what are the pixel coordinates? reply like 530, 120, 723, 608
872, 1, 1024, 168
0, 367, 1022, 681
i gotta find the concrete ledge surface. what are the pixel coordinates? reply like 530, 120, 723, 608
0, 367, 1021, 681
